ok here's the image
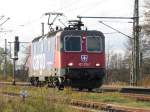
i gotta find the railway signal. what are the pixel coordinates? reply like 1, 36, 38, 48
12, 36, 20, 85
14, 36, 20, 59
8, 38, 30, 85
14, 36, 19, 52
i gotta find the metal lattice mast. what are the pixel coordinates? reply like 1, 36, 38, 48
132, 0, 140, 86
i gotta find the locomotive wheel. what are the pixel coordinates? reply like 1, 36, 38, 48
64, 78, 71, 88
48, 82, 53, 87
30, 77, 35, 86
38, 81, 45, 87
33, 80, 39, 87
57, 84, 64, 90
30, 80, 34, 86
52, 78, 64, 90
79, 88, 83, 91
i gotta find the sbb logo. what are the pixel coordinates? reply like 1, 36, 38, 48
81, 55, 88, 63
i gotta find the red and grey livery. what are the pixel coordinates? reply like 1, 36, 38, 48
28, 21, 105, 90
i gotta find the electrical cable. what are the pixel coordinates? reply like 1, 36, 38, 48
0, 15, 4, 21
19, 14, 45, 27
99, 21, 133, 39
79, 0, 110, 15
103, 32, 118, 34
0, 18, 10, 26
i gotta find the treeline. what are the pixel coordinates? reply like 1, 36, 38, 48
105, 51, 150, 86
0, 47, 12, 76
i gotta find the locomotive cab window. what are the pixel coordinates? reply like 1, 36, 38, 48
87, 36, 102, 52
64, 36, 81, 52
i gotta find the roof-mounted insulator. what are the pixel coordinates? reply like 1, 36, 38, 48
65, 20, 84, 30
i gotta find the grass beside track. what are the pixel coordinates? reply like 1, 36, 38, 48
62, 88, 150, 109
0, 96, 78, 112
0, 85, 150, 111
0, 85, 80, 112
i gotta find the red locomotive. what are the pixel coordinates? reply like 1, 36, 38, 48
28, 20, 105, 90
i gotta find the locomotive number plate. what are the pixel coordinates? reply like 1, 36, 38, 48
78, 63, 90, 66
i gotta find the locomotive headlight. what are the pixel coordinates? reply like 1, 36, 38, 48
68, 62, 73, 66
96, 63, 101, 67
82, 36, 86, 39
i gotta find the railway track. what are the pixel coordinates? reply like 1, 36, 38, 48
71, 106, 101, 112
0, 91, 150, 112
70, 99, 150, 112
122, 93, 150, 101
0, 81, 30, 86
1, 81, 150, 94
0, 81, 150, 102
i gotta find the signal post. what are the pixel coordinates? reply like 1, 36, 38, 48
12, 36, 19, 85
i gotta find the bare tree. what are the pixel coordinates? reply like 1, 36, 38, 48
143, 0, 150, 35
106, 50, 130, 84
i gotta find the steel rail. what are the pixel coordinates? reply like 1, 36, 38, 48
1, 91, 150, 112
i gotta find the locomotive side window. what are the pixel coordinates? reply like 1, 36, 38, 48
87, 36, 102, 52
64, 36, 81, 52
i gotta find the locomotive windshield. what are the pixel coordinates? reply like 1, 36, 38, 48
87, 36, 102, 52
64, 36, 81, 51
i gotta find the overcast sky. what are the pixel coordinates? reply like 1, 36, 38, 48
0, 0, 144, 54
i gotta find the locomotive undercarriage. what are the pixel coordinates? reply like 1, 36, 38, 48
29, 68, 105, 90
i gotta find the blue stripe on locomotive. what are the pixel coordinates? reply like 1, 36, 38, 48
31, 35, 55, 71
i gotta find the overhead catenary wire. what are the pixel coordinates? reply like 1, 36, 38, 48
19, 14, 45, 27
58, 0, 111, 17
99, 21, 133, 39
96, 20, 133, 23
58, 19, 67, 27
77, 0, 111, 15
58, 0, 87, 14
0, 15, 4, 21
0, 17, 10, 26
0, 30, 13, 32
0, 17, 10, 27
103, 32, 119, 34
78, 16, 134, 20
